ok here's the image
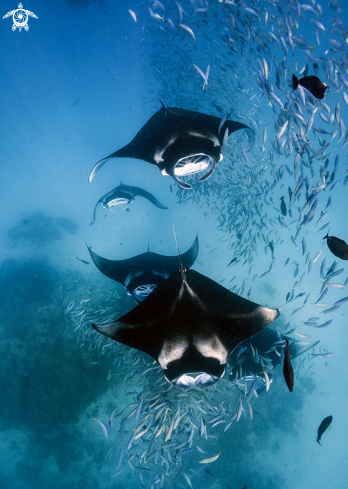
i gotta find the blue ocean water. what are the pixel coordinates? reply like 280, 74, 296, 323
1, 0, 348, 488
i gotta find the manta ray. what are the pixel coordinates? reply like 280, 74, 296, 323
90, 182, 168, 224
88, 98, 255, 189
87, 236, 198, 304
91, 266, 280, 387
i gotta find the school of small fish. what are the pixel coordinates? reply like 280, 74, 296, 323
62, 0, 348, 485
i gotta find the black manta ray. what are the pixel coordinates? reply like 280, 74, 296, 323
91, 266, 279, 388
88, 98, 255, 189
87, 236, 198, 304
90, 182, 168, 224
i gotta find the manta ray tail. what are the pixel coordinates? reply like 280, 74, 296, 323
153, 91, 178, 116
153, 91, 167, 109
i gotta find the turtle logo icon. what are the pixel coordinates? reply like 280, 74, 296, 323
3, 3, 38, 32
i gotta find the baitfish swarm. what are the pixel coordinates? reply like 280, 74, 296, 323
72, 0, 348, 484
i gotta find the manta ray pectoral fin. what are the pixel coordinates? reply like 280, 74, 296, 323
136, 188, 168, 209
89, 155, 113, 183
89, 145, 136, 183
197, 158, 218, 183
92, 321, 119, 339
153, 91, 167, 109
151, 199, 168, 210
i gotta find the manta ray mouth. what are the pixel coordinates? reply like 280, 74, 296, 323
131, 284, 158, 304
106, 198, 130, 212
173, 371, 224, 389
174, 153, 215, 176
172, 154, 219, 189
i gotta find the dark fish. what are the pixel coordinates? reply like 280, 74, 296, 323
294, 263, 299, 277
227, 257, 238, 267
292, 74, 328, 99
205, 468, 214, 477
323, 233, 348, 260
283, 339, 294, 392
268, 241, 274, 254
280, 196, 287, 216
76, 257, 89, 265
317, 415, 333, 447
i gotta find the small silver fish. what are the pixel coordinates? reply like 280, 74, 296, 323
199, 453, 221, 464
240, 143, 249, 166
128, 9, 137, 23
95, 418, 108, 439
109, 407, 118, 429
278, 120, 289, 139
313, 250, 322, 263
219, 113, 228, 133
179, 23, 196, 40
309, 352, 334, 358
